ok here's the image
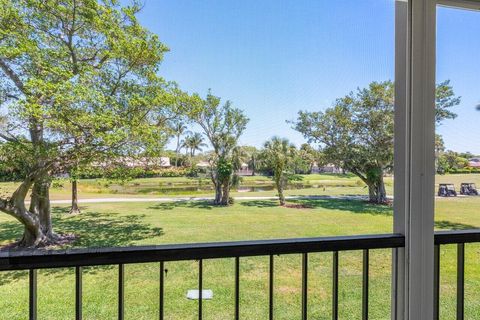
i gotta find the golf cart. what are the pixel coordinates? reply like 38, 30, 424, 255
438, 184, 457, 197
460, 183, 478, 196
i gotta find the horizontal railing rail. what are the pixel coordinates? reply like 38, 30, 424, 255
434, 229, 480, 245
0, 233, 405, 271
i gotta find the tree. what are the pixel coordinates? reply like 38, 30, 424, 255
260, 137, 297, 206
0, 0, 178, 247
435, 134, 446, 174
69, 166, 81, 215
169, 121, 190, 166
190, 91, 249, 205
437, 151, 469, 173
292, 143, 320, 174
435, 80, 460, 122
292, 81, 460, 204
183, 132, 207, 157
238, 146, 259, 176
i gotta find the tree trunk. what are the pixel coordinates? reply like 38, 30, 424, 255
69, 179, 81, 214
18, 214, 47, 248
275, 174, 286, 206
25, 177, 58, 245
0, 174, 68, 248
220, 181, 230, 205
7, 179, 55, 247
213, 179, 223, 205
367, 176, 387, 204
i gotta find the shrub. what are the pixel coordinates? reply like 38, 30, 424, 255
185, 166, 199, 177
448, 167, 480, 174
155, 167, 188, 177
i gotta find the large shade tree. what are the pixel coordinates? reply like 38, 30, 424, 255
0, 0, 180, 247
292, 81, 460, 204
190, 91, 249, 205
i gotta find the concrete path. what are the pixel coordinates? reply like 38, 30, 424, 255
50, 195, 369, 204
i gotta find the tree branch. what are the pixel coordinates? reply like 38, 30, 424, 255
0, 59, 25, 93
0, 132, 20, 143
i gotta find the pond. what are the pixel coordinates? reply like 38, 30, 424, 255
121, 183, 335, 195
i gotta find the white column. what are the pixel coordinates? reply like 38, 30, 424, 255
392, 1, 408, 318
393, 0, 436, 319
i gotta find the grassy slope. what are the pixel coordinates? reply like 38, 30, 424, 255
1, 195, 480, 319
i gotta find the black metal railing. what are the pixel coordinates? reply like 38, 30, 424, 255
0, 233, 404, 320
434, 230, 480, 320
2, 231, 480, 319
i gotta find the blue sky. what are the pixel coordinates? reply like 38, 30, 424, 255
133, 0, 479, 154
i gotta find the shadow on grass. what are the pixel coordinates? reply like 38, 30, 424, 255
289, 198, 393, 216
0, 207, 164, 247
239, 200, 279, 208
148, 200, 214, 211
49, 208, 164, 248
0, 207, 164, 285
240, 198, 393, 216
434, 220, 477, 230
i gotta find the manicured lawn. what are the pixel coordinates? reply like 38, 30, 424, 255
1, 195, 480, 319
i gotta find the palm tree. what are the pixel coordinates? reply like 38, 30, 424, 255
184, 133, 207, 157
170, 121, 190, 166
231, 146, 249, 172
261, 137, 297, 206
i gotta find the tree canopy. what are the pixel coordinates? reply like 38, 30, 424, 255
260, 137, 297, 206
0, 0, 184, 246
292, 80, 460, 203
189, 91, 249, 205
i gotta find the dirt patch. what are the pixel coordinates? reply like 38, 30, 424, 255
0, 233, 76, 251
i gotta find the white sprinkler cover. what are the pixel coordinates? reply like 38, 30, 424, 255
187, 289, 213, 300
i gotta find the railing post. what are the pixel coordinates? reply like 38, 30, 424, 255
362, 249, 369, 320
29, 269, 37, 320
332, 251, 338, 320
118, 264, 125, 320
159, 261, 164, 320
433, 245, 440, 320
456, 243, 465, 320
76, 266, 82, 320
235, 257, 240, 320
269, 255, 274, 320
198, 259, 203, 320
301, 253, 308, 320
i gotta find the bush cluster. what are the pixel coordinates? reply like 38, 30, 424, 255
448, 167, 480, 174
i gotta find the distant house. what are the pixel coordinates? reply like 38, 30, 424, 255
311, 162, 342, 174
468, 158, 480, 168
93, 157, 171, 169
196, 161, 211, 168
123, 157, 171, 169
236, 163, 253, 176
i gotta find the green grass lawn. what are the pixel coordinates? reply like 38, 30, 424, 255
1, 194, 480, 319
